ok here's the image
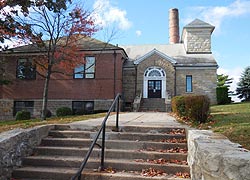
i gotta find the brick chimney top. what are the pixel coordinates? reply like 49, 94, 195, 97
169, 8, 180, 44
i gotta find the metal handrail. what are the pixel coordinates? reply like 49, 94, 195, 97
71, 94, 121, 180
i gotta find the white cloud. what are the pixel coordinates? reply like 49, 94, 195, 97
184, 0, 250, 33
136, 30, 142, 37
93, 0, 132, 30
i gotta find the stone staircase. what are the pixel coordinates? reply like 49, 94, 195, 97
139, 98, 166, 112
12, 125, 190, 180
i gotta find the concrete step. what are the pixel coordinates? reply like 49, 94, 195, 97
48, 130, 186, 141
54, 125, 186, 134
40, 137, 187, 149
139, 108, 166, 112
22, 156, 189, 174
140, 99, 167, 112
12, 125, 190, 180
33, 147, 188, 161
118, 126, 186, 133
13, 166, 191, 180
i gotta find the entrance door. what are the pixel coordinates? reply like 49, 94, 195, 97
148, 80, 162, 98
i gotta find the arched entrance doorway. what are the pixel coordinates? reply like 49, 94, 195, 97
143, 67, 166, 98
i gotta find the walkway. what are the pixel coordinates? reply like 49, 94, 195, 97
70, 112, 189, 130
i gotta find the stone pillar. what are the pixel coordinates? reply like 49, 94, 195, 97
169, 8, 180, 44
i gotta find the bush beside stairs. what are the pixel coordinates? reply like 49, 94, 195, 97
12, 125, 190, 180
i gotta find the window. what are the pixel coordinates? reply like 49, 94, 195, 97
16, 59, 36, 79
72, 101, 94, 114
148, 69, 161, 77
186, 75, 193, 92
14, 101, 34, 116
74, 56, 95, 79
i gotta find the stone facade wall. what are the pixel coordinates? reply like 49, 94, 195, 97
94, 99, 113, 111
0, 99, 13, 120
122, 66, 136, 104
0, 125, 54, 180
0, 99, 114, 120
183, 28, 212, 53
176, 67, 217, 104
137, 53, 175, 97
34, 100, 72, 117
188, 130, 250, 180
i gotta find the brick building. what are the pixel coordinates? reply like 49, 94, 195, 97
0, 8, 218, 120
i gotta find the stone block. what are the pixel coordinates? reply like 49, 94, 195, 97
0, 125, 54, 180
188, 130, 250, 180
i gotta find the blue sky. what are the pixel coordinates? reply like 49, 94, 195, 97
85, 0, 250, 97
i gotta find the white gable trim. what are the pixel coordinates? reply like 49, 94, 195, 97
134, 48, 177, 65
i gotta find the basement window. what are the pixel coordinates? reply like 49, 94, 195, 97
72, 101, 94, 114
13, 101, 34, 116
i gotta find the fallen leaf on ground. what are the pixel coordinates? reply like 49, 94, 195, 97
141, 168, 167, 177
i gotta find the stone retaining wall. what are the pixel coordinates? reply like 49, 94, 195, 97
0, 125, 54, 180
188, 130, 250, 180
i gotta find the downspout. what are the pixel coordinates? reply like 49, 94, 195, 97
113, 50, 117, 99
135, 64, 138, 98
174, 66, 177, 96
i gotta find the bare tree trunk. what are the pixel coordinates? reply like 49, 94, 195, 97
41, 65, 52, 120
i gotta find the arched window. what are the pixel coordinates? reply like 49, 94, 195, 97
144, 67, 165, 77
148, 69, 161, 77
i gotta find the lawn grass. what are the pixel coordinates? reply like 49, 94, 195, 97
0, 113, 106, 133
196, 102, 250, 150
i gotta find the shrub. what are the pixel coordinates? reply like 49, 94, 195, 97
56, 107, 72, 117
184, 95, 210, 123
172, 95, 210, 123
16, 110, 31, 120
216, 86, 231, 104
171, 96, 186, 117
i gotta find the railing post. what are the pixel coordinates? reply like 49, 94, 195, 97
100, 123, 106, 171
116, 96, 120, 131
71, 94, 121, 180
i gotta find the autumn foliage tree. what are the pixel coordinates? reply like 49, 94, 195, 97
1, 0, 97, 120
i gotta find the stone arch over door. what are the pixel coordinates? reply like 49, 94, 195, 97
143, 66, 166, 98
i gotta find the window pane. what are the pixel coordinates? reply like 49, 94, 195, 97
148, 81, 154, 90
155, 81, 161, 90
74, 65, 84, 79
186, 75, 192, 92
85, 73, 94, 79
85, 57, 95, 73
74, 73, 84, 78
74, 65, 84, 73
85, 102, 94, 112
148, 70, 161, 77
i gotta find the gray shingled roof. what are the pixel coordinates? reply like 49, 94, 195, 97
121, 44, 218, 67
1, 35, 123, 54
184, 19, 215, 30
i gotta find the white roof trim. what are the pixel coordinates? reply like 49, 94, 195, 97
134, 48, 177, 65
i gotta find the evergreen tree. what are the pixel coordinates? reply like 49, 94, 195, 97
217, 74, 233, 88
236, 66, 250, 101
216, 74, 233, 104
